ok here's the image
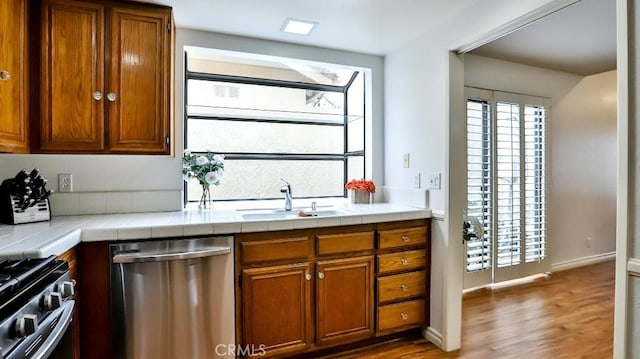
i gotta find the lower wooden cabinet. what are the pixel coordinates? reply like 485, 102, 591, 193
316, 256, 374, 346
237, 219, 430, 358
58, 246, 80, 359
241, 263, 313, 357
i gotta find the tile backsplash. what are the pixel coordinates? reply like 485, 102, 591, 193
50, 190, 182, 216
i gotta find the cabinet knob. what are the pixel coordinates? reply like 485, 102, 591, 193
305, 273, 311, 281
400, 258, 409, 265
107, 92, 117, 102
400, 284, 408, 292
318, 272, 324, 279
0, 70, 10, 81
400, 312, 408, 320
401, 235, 410, 243
93, 91, 103, 101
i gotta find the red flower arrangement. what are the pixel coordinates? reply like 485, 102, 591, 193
345, 179, 376, 193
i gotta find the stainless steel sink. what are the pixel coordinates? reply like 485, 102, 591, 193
239, 208, 353, 221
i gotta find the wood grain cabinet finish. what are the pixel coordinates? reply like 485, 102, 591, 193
375, 224, 429, 335
39, 0, 171, 154
316, 256, 374, 346
242, 263, 313, 358
238, 221, 430, 357
0, 0, 28, 153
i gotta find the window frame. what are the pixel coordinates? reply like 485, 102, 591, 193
183, 53, 366, 203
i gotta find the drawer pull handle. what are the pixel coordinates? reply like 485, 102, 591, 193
400, 259, 409, 265
400, 312, 408, 320
401, 236, 410, 243
318, 272, 324, 279
305, 273, 311, 281
401, 284, 408, 292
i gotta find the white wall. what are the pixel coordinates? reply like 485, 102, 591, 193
384, 0, 563, 349
464, 54, 617, 266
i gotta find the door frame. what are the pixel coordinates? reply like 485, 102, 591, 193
445, 0, 628, 353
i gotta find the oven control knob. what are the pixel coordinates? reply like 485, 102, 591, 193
15, 314, 38, 338
59, 281, 75, 298
44, 292, 62, 311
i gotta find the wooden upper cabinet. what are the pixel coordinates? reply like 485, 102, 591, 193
40, 0, 105, 152
38, 0, 172, 154
0, 0, 28, 153
108, 6, 170, 153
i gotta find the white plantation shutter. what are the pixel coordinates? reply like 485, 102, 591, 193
466, 99, 492, 273
524, 104, 546, 263
495, 100, 522, 268
465, 88, 548, 287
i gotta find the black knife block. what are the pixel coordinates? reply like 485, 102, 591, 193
0, 193, 51, 225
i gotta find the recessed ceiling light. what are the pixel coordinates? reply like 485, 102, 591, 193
281, 18, 317, 35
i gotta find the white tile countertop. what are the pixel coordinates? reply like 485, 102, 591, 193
0, 203, 431, 259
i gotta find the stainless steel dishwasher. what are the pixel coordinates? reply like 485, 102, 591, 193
110, 236, 235, 359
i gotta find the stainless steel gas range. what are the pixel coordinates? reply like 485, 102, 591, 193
0, 256, 75, 359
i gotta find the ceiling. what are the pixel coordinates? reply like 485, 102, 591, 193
144, 0, 616, 76
470, 0, 616, 76
141, 0, 481, 55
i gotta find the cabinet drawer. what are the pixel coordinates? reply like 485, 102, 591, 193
377, 227, 427, 249
377, 271, 426, 303
316, 232, 374, 256
377, 299, 426, 332
377, 249, 426, 274
241, 237, 311, 264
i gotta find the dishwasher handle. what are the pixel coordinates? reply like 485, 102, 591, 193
112, 246, 230, 263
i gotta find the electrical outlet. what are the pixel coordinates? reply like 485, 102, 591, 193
586, 237, 592, 248
428, 173, 441, 190
58, 174, 73, 193
402, 153, 410, 168
413, 173, 421, 189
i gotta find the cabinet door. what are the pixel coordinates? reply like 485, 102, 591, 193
242, 263, 313, 357
108, 6, 171, 153
0, 0, 27, 153
316, 256, 374, 346
40, 0, 105, 152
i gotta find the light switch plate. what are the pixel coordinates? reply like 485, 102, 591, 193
428, 173, 441, 190
402, 153, 410, 168
413, 173, 421, 189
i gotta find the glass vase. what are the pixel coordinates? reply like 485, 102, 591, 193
199, 185, 212, 209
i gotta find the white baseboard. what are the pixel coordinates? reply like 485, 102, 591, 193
423, 326, 444, 350
551, 252, 615, 272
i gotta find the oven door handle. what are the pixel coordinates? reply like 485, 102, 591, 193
31, 300, 75, 359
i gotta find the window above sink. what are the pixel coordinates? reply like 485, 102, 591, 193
183, 47, 371, 204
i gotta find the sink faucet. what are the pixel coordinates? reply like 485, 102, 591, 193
280, 178, 292, 211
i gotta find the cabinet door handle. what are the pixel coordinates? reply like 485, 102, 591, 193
401, 235, 410, 243
400, 312, 408, 320
92, 91, 103, 101
107, 92, 117, 102
305, 273, 311, 281
318, 272, 324, 279
0, 70, 10, 81
400, 258, 409, 265
401, 284, 408, 292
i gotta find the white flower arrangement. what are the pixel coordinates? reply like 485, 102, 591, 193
182, 150, 225, 208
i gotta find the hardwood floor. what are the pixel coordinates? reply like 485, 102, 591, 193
325, 261, 614, 359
